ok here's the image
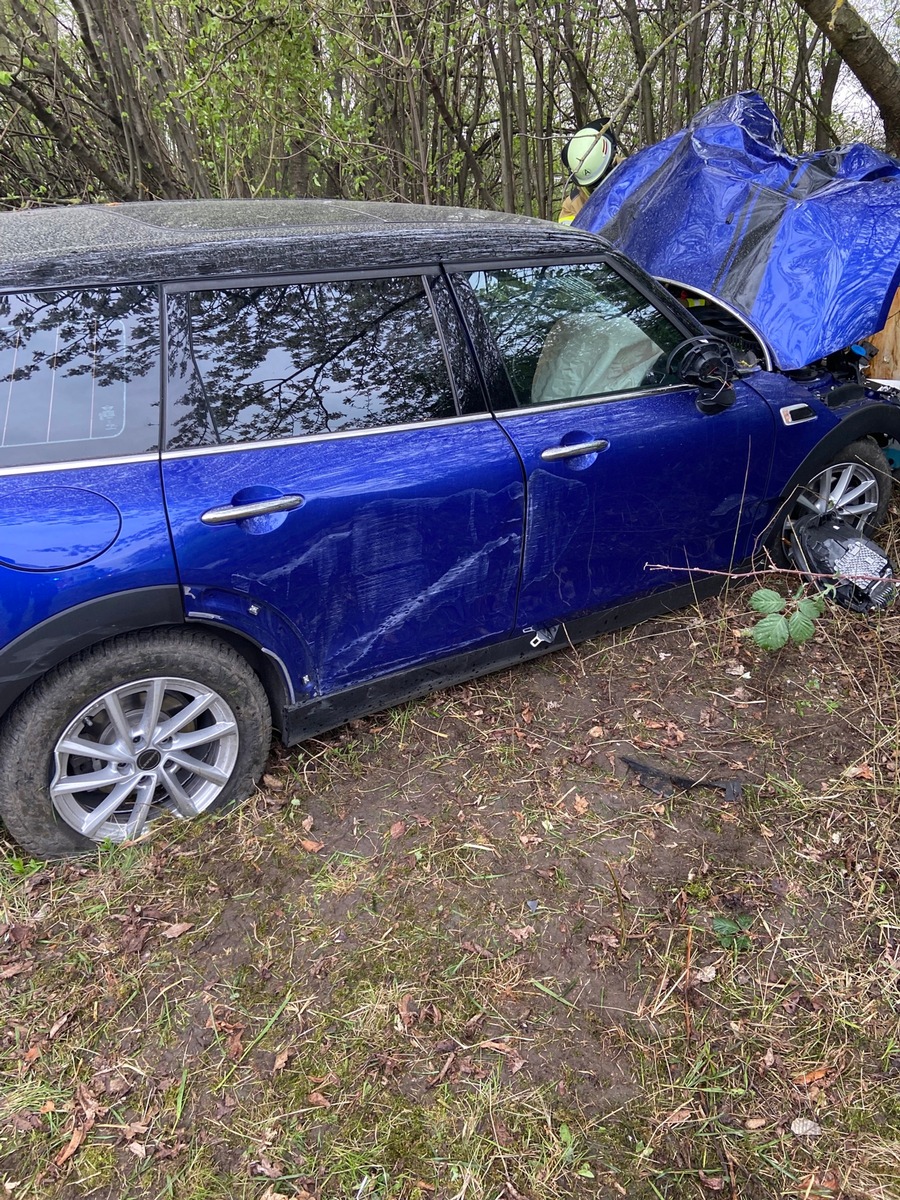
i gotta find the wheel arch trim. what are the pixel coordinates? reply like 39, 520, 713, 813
0, 587, 290, 728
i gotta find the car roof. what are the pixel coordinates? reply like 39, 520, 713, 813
0, 199, 609, 291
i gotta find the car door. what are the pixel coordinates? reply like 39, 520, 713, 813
161, 271, 525, 698
449, 259, 776, 629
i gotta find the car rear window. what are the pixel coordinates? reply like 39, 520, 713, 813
0, 287, 160, 470
165, 275, 460, 449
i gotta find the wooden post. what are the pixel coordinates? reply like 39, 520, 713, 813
869, 287, 900, 380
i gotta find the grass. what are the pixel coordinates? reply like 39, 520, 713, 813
1, 576, 900, 1199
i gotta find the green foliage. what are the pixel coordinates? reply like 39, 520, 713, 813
712, 913, 754, 951
0, 0, 871, 211
746, 584, 829, 650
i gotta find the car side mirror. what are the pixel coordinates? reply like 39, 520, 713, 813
665, 336, 738, 413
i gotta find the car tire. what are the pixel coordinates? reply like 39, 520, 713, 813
0, 629, 272, 858
777, 438, 893, 564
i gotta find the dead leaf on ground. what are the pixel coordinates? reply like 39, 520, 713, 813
518, 833, 542, 848
791, 1116, 823, 1137
272, 1047, 294, 1075
506, 925, 536, 944
663, 1106, 693, 1126
300, 838, 325, 853
0, 961, 32, 980
573, 794, 590, 815
759, 1046, 775, 1070
48, 1012, 72, 1040
161, 921, 193, 939
792, 1067, 829, 1086
389, 820, 406, 839
121, 1120, 149, 1141
306, 1091, 331, 1108
744, 1116, 767, 1130
54, 1126, 86, 1166
798, 1171, 840, 1195
127, 1142, 147, 1160
460, 940, 492, 958
698, 1173, 725, 1191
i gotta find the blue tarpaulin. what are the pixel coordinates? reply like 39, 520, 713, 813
574, 92, 900, 369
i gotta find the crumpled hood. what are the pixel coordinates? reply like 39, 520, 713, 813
574, 92, 900, 370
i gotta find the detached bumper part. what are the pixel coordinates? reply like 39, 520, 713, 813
790, 517, 896, 613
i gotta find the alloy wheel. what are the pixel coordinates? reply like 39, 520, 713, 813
50, 677, 239, 842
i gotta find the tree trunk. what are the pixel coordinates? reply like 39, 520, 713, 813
793, 0, 900, 155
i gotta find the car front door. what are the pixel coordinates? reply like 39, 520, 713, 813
450, 260, 776, 630
161, 271, 525, 699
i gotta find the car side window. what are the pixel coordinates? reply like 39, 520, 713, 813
0, 287, 160, 470
459, 262, 685, 409
166, 275, 461, 450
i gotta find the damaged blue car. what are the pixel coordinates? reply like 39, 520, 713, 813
0, 191, 898, 855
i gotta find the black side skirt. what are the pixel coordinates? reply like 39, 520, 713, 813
281, 573, 726, 745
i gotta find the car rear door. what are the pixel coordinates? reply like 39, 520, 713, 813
449, 259, 776, 629
160, 271, 525, 699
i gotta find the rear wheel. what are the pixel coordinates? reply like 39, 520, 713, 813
0, 630, 271, 857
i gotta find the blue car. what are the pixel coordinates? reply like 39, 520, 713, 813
0, 199, 898, 856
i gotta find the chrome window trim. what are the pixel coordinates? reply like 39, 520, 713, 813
491, 384, 688, 418
0, 451, 159, 478
162, 411, 495, 459
654, 276, 774, 373
164, 264, 442, 294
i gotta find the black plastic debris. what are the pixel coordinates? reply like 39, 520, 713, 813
791, 516, 896, 613
620, 755, 742, 803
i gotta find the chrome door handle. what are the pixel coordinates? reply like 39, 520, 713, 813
540, 439, 609, 462
200, 494, 304, 525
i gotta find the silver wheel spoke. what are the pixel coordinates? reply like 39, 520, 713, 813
795, 492, 823, 515
158, 762, 203, 817
51, 764, 126, 798
138, 677, 167, 741
841, 498, 878, 516
155, 692, 216, 741
81, 776, 142, 837
57, 736, 121, 762
165, 750, 230, 785
828, 464, 855, 508
839, 479, 876, 508
125, 778, 158, 839
104, 691, 135, 748
168, 720, 237, 752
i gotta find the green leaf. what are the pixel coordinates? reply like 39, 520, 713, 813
558, 1123, 573, 1147
713, 914, 753, 951
749, 588, 786, 614
751, 613, 790, 651
788, 610, 816, 644
576, 1163, 596, 1178
797, 594, 827, 619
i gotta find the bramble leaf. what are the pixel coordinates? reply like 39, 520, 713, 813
749, 588, 786, 614
788, 610, 816, 644
797, 594, 827, 619
751, 613, 790, 650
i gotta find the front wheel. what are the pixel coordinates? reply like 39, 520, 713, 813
779, 439, 892, 563
0, 630, 272, 857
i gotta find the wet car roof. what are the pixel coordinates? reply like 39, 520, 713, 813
0, 199, 608, 291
